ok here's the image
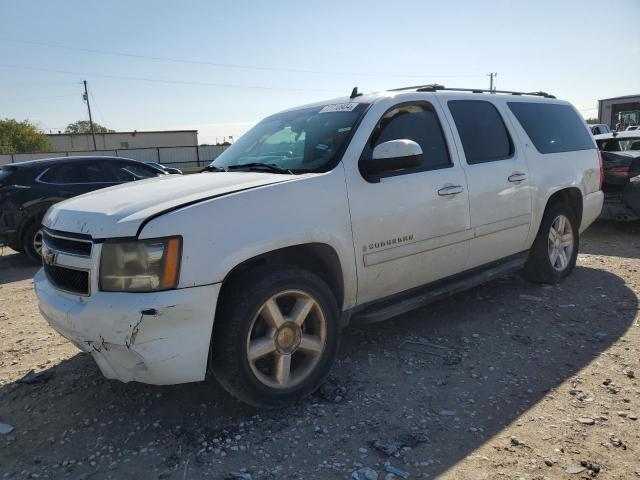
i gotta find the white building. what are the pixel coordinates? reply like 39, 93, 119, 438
46, 130, 198, 152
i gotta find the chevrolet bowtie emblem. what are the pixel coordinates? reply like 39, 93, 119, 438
42, 247, 57, 266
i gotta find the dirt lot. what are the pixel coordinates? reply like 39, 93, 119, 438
0, 221, 639, 480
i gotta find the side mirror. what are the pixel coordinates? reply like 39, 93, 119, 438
363, 139, 423, 176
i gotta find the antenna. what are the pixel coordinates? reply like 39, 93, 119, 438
350, 87, 362, 99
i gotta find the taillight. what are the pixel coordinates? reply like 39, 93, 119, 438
609, 165, 630, 174
597, 150, 604, 190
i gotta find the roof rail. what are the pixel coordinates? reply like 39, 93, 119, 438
388, 84, 556, 99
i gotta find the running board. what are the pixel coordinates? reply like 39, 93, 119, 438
350, 257, 526, 325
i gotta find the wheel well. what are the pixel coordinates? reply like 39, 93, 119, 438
221, 243, 345, 309
545, 188, 583, 224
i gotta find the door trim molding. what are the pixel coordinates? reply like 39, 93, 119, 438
363, 213, 531, 267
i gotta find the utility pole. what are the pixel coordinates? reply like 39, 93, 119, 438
83, 80, 97, 150
488, 72, 498, 92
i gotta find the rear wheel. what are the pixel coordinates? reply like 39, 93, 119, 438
22, 222, 43, 264
210, 265, 340, 408
524, 203, 579, 283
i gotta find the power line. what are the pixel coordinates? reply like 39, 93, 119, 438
0, 93, 79, 101
0, 63, 344, 93
89, 89, 107, 126
0, 37, 486, 79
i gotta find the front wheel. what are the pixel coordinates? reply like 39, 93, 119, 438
210, 266, 340, 408
523, 203, 579, 283
22, 222, 43, 264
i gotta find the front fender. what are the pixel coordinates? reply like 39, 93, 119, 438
138, 169, 358, 310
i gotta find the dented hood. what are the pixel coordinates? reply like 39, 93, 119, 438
43, 172, 290, 238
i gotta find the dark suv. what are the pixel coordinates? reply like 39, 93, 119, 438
0, 156, 165, 262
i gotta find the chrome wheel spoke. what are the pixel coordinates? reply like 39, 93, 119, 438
246, 289, 327, 390
299, 334, 323, 354
274, 353, 292, 386
261, 299, 285, 329
557, 249, 568, 269
248, 336, 276, 361
548, 214, 574, 272
289, 297, 314, 326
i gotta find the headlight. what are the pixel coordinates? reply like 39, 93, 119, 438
99, 236, 182, 292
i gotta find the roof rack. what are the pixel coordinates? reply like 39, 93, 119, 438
388, 83, 556, 99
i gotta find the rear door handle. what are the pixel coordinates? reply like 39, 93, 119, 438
508, 172, 527, 183
438, 185, 464, 196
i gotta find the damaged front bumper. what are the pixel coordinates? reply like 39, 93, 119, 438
34, 269, 221, 385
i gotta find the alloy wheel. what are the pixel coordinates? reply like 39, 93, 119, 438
548, 214, 574, 271
246, 289, 326, 389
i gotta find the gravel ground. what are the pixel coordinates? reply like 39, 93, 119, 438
0, 220, 639, 480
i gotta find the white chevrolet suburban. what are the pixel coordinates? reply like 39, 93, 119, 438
35, 85, 604, 407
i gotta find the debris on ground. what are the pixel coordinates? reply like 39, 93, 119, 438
0, 423, 14, 434
383, 461, 410, 478
18, 369, 53, 384
351, 466, 379, 480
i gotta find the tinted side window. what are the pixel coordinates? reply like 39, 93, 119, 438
367, 103, 451, 174
40, 162, 107, 184
508, 102, 595, 154
108, 162, 160, 182
448, 100, 513, 164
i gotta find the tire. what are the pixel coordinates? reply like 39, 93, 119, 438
22, 222, 43, 264
210, 265, 340, 408
523, 203, 579, 284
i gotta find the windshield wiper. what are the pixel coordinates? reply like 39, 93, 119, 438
227, 163, 293, 174
202, 165, 228, 172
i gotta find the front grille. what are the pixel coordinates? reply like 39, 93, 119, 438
43, 231, 92, 257
44, 263, 90, 295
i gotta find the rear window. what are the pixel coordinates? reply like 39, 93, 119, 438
508, 102, 595, 154
448, 100, 513, 164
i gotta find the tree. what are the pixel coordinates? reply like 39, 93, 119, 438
0, 119, 50, 154
65, 120, 114, 134
585, 118, 599, 125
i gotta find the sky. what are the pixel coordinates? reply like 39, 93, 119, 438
1, 0, 639, 144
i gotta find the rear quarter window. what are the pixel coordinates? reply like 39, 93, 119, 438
507, 102, 595, 154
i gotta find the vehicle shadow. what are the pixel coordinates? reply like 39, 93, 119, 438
580, 219, 640, 259
0, 248, 39, 284
0, 266, 636, 479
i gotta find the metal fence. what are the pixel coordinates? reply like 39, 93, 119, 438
0, 144, 229, 168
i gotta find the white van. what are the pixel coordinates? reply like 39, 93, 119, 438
35, 85, 603, 407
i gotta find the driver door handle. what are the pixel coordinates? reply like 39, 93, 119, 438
508, 172, 527, 183
438, 185, 464, 196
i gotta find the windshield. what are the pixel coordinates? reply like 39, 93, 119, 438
212, 102, 369, 173
597, 137, 640, 152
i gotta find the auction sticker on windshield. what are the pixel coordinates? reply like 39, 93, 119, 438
319, 103, 359, 113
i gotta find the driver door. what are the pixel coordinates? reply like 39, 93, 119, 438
344, 100, 471, 305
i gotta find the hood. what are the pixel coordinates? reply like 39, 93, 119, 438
43, 172, 292, 238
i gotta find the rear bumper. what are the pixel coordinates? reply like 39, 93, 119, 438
35, 269, 221, 385
580, 190, 604, 232
600, 177, 640, 221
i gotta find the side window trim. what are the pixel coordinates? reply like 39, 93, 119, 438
447, 99, 515, 165
359, 100, 453, 183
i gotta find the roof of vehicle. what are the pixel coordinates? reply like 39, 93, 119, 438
279, 85, 568, 114
1, 156, 136, 170
594, 131, 640, 140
